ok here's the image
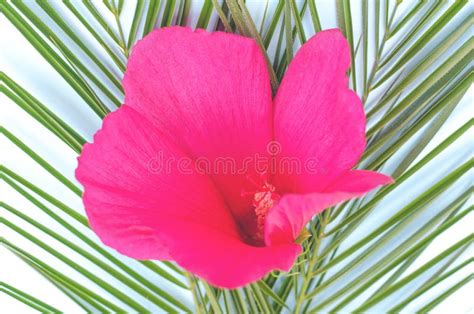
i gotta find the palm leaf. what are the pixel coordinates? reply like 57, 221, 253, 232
1, 0, 471, 312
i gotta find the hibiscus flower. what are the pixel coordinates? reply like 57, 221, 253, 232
76, 27, 392, 289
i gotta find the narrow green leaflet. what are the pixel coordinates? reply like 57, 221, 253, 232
0, 281, 61, 313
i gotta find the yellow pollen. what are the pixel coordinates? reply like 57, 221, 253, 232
253, 183, 279, 241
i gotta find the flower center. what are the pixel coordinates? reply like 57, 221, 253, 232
242, 173, 280, 244
253, 186, 280, 241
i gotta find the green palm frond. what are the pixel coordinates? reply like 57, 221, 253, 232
1, 0, 471, 312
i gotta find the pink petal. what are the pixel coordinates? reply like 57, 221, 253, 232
265, 170, 393, 246
123, 27, 273, 227
76, 106, 239, 260
324, 170, 394, 193
273, 29, 366, 193
152, 217, 301, 289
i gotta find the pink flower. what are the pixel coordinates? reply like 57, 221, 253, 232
76, 27, 393, 289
